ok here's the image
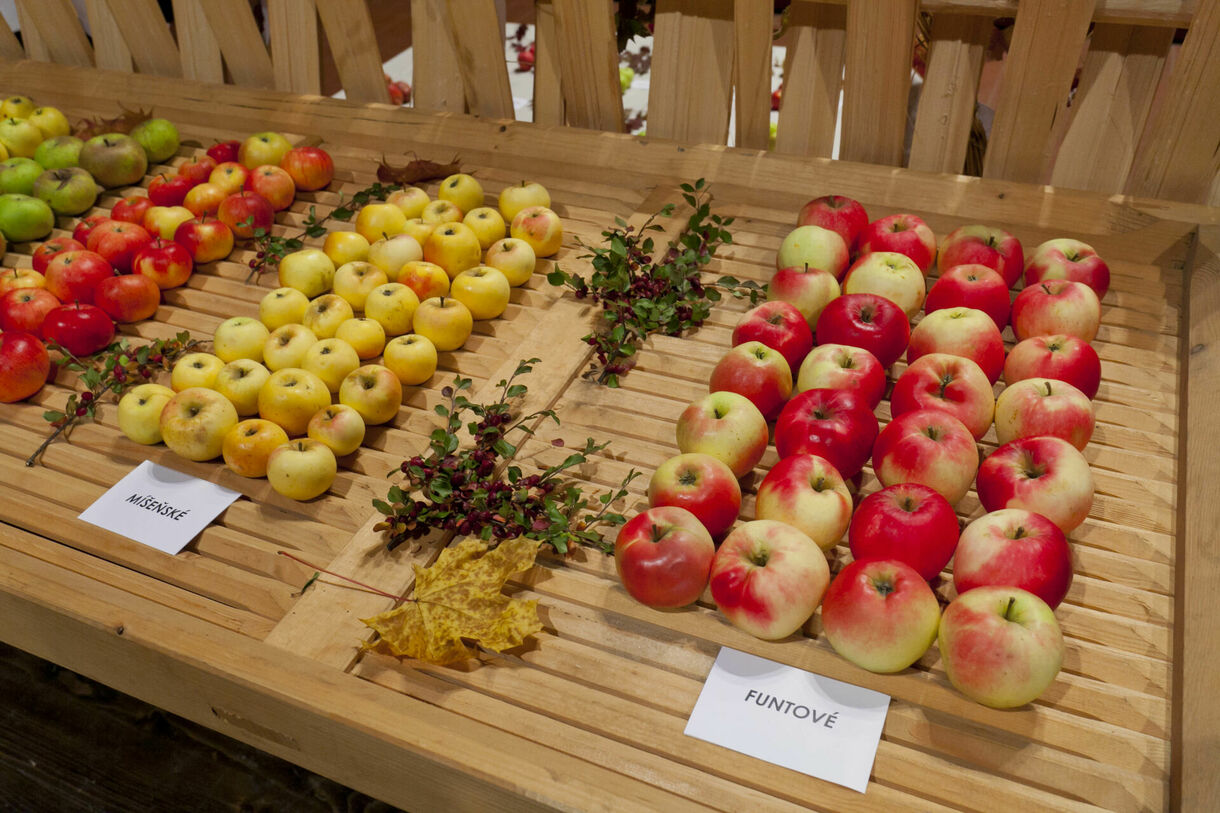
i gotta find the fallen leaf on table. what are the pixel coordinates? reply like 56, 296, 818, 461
362, 536, 542, 665
73, 105, 154, 139
377, 154, 461, 185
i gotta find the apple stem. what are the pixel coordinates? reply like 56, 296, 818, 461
649, 523, 665, 543
1003, 595, 1017, 621
1043, 381, 1053, 396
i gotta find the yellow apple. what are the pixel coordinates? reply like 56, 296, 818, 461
398, 260, 450, 301
387, 186, 430, 219
302, 293, 355, 339
367, 234, 423, 281
0, 96, 36, 119
266, 438, 337, 500
213, 316, 271, 363
331, 260, 388, 311
423, 222, 482, 279
498, 180, 551, 223
143, 205, 195, 240
510, 205, 563, 257
301, 337, 362, 393
258, 367, 332, 436
354, 202, 407, 243
363, 282, 420, 337
335, 317, 386, 359
116, 383, 176, 445
278, 248, 336, 299
307, 403, 366, 457
421, 199, 463, 226
263, 323, 317, 371
383, 333, 438, 386
171, 352, 224, 391
484, 237, 536, 286
401, 218, 434, 245
438, 173, 484, 215
451, 266, 510, 320
238, 131, 293, 169
222, 418, 289, 478
159, 387, 239, 461
463, 206, 507, 250
413, 296, 473, 352
322, 230, 370, 267
259, 287, 310, 330
338, 364, 402, 426
28, 106, 70, 139
213, 358, 272, 416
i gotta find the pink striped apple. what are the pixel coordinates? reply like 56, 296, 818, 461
1011, 280, 1100, 343
848, 483, 960, 581
924, 263, 1011, 330
890, 353, 995, 440
794, 343, 885, 408
857, 213, 937, 274
796, 195, 868, 251
709, 341, 793, 421
1003, 334, 1101, 400
994, 377, 1094, 450
755, 454, 853, 551
976, 436, 1094, 532
675, 391, 769, 479
841, 251, 926, 319
937, 225, 1024, 288
647, 453, 742, 539
872, 409, 979, 506
1024, 238, 1109, 299
908, 306, 1005, 384
953, 509, 1073, 609
615, 506, 715, 608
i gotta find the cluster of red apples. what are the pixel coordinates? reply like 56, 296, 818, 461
615, 194, 1110, 709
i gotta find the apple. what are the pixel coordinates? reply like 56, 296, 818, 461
28, 107, 70, 140
277, 247, 336, 298
86, 220, 153, 272
159, 387, 239, 461
44, 250, 113, 304
907, 306, 1005, 384
675, 391, 769, 479
0, 287, 59, 333
334, 317, 386, 360
615, 505, 715, 608
129, 118, 180, 163
1024, 238, 1110, 299
766, 263, 841, 330
354, 202, 407, 243
94, 273, 160, 323
0, 118, 44, 159
383, 333, 437, 386
451, 265, 510, 320
938, 586, 1064, 708
955, 508, 1073, 609
463, 206, 507, 250
302, 337, 361, 392
222, 418, 290, 478
172, 216, 233, 264
821, 558, 941, 673
848, 482, 960, 580
148, 173, 195, 207
413, 296, 474, 351
401, 218, 434, 245
266, 438, 338, 500
498, 181, 550, 223
78, 133, 148, 188
793, 343, 885, 408
924, 263, 1011, 330
33, 135, 83, 170
259, 367, 332, 436
238, 132, 293, 170
262, 324, 317, 372
116, 382, 176, 444
387, 186, 430, 219
0, 331, 49, 402
422, 199, 463, 226
775, 224, 849, 279
307, 403, 366, 457
815, 293, 909, 368
72, 213, 111, 246
438, 173, 484, 214
0, 267, 44, 296
258, 287, 309, 330
844, 252, 926, 319
648, 452, 742, 538
709, 520, 830, 640
755, 453, 852, 550
425, 221, 483, 278
182, 182, 227, 217
938, 225, 1024, 288
774, 387, 877, 478
857, 213, 937, 274
483, 237, 536, 287
1003, 334, 1101, 400
0, 96, 35, 119
111, 194, 154, 225
795, 195, 868, 251
170, 352, 224, 391
31, 167, 98, 215
213, 316, 270, 363
364, 282, 420, 336
338, 363, 403, 425
0, 193, 55, 241
134, 238, 194, 289
995, 377, 1094, 450
31, 237, 84, 272
206, 140, 240, 165
1011, 280, 1101, 343
332, 261, 389, 311
279, 146, 334, 191
40, 303, 114, 356
397, 260, 450, 301
209, 161, 250, 196
142, 205, 195, 241
302, 294, 354, 340
218, 191, 274, 239
213, 358, 272, 416
872, 408, 979, 506
0, 157, 45, 195
708, 341, 793, 421
509, 205, 563, 257
244, 165, 295, 211
367, 234, 423, 280
731, 300, 812, 374
176, 154, 217, 185
890, 353, 995, 441
976, 436, 1094, 532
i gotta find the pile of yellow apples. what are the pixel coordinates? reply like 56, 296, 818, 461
116, 173, 563, 501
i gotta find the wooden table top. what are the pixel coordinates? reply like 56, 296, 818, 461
0, 59, 1216, 812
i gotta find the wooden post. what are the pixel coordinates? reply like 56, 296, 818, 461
840, 0, 917, 165
775, 1, 846, 158
908, 14, 990, 175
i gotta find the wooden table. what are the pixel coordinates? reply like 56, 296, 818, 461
0, 60, 1216, 812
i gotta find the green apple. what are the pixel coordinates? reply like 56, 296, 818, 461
33, 135, 83, 169
32, 167, 99, 215
0, 157, 46, 195
79, 133, 148, 188
0, 193, 54, 242
129, 118, 180, 163
238, 131, 292, 170
0, 118, 44, 158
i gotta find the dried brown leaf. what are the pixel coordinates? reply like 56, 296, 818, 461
72, 105, 154, 140
377, 153, 461, 185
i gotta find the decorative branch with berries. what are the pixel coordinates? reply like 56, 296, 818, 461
373, 359, 639, 555
28, 331, 203, 466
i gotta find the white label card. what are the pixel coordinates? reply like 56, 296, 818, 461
79, 461, 242, 555
684, 647, 890, 793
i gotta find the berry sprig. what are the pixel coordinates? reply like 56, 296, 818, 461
373, 359, 639, 555
28, 331, 202, 467
547, 178, 763, 387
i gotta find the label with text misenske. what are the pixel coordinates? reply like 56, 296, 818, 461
684, 647, 890, 793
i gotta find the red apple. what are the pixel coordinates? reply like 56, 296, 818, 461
173, 216, 234, 264
647, 452, 742, 539
976, 436, 1094, 532
244, 164, 296, 211
796, 195, 868, 251
821, 558, 941, 673
94, 273, 161, 323
754, 453, 853, 551
675, 391, 769, 479
148, 173, 196, 207
40, 302, 115, 356
857, 213, 937, 274
938, 225, 1024, 288
206, 140, 241, 165
841, 251, 926, 318
43, 249, 113, 304
1011, 280, 1101, 343
1003, 334, 1101, 400
218, 191, 274, 239
176, 154, 218, 185
86, 220, 153, 272
0, 287, 60, 333
110, 195, 154, 225
280, 146, 334, 191
708, 341, 793, 421
907, 306, 1004, 384
709, 520, 830, 640
31, 236, 85, 272
614, 506, 715, 608
848, 482, 960, 581
815, 292, 909, 368
872, 408, 979, 506
774, 388, 878, 478
954, 509, 1073, 610
994, 377, 1094, 450
924, 264, 1011, 330
72, 213, 111, 245
1024, 238, 1110, 299
731, 300, 813, 374
767, 263, 841, 329
794, 343, 885, 408
890, 353, 995, 440
0, 331, 50, 402
133, 238, 194, 290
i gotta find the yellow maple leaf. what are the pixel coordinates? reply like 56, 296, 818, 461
362, 536, 543, 665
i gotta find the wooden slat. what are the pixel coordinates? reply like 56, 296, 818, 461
100, 0, 180, 77
1052, 24, 1173, 194
83, 0, 133, 73
268, 0, 322, 95
840, 0, 917, 165
314, 0, 389, 103
0, 11, 21, 60
171, 0, 223, 84
648, 0, 735, 144
410, 0, 466, 112
908, 14, 990, 174
550, 0, 623, 131
442, 0, 513, 118
1126, 0, 1220, 203
14, 0, 93, 67
775, 1, 846, 157
733, 0, 773, 150
532, 0, 565, 126
982, 0, 1096, 183
779, 0, 1196, 27
198, 0, 276, 89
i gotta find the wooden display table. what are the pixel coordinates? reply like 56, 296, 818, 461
0, 61, 1216, 811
